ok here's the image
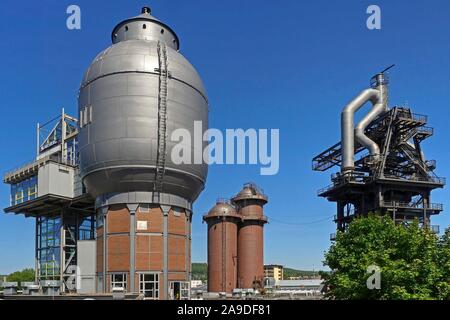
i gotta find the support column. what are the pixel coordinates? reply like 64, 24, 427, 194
185, 210, 191, 284
127, 203, 139, 293
35, 217, 39, 283
161, 205, 171, 300
393, 206, 397, 224
101, 206, 108, 293
60, 209, 65, 291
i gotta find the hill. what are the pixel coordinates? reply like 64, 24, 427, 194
192, 263, 208, 281
191, 263, 322, 280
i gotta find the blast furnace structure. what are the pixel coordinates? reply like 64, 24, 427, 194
312, 69, 445, 237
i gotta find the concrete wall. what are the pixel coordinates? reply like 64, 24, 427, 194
77, 240, 96, 293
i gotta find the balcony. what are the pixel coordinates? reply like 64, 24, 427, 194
317, 172, 369, 195
382, 174, 446, 186
381, 201, 443, 211
3, 154, 75, 184
395, 109, 428, 124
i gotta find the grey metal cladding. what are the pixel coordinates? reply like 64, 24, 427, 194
78, 12, 208, 202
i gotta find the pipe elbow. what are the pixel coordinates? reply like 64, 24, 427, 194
354, 125, 364, 133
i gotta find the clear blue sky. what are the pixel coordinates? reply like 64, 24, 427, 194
0, 0, 449, 274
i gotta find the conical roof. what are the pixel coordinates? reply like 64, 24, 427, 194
231, 183, 268, 203
203, 199, 241, 220
111, 7, 180, 49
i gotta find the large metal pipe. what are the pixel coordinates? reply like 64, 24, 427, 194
355, 74, 388, 161
341, 74, 388, 172
341, 89, 380, 172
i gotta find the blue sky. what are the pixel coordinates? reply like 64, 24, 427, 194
0, 0, 449, 274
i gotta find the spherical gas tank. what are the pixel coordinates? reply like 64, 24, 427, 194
78, 7, 208, 201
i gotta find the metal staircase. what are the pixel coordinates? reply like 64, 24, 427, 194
376, 108, 397, 178
155, 42, 169, 193
399, 143, 429, 177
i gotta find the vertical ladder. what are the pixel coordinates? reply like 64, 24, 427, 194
155, 42, 169, 193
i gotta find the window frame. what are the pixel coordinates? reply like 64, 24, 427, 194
139, 273, 159, 299
110, 273, 127, 292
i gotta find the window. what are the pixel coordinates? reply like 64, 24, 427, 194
180, 282, 190, 299
79, 105, 92, 128
143, 24, 146, 29
111, 273, 127, 291
37, 216, 61, 280
125, 26, 128, 31
139, 273, 159, 299
170, 281, 189, 300
96, 212, 104, 228
10, 176, 38, 205
79, 215, 95, 240
15, 189, 24, 204
172, 207, 182, 217
160, 29, 164, 34
66, 137, 79, 165
139, 204, 149, 213
28, 184, 37, 199
97, 275, 104, 292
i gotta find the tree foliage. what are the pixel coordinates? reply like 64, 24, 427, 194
6, 268, 35, 286
322, 215, 449, 299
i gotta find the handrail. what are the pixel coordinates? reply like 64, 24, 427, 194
381, 201, 443, 211
318, 172, 446, 195
3, 154, 76, 182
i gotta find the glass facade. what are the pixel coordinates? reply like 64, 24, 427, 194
37, 216, 61, 280
10, 176, 38, 206
36, 213, 95, 284
65, 137, 79, 166
79, 215, 95, 240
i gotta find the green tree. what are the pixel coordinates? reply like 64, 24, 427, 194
6, 268, 35, 287
322, 215, 448, 300
437, 228, 450, 299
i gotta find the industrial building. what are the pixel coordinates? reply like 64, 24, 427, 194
203, 183, 268, 294
264, 265, 284, 281
3, 7, 208, 300
313, 68, 445, 235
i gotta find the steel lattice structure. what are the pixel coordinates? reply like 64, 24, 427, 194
313, 72, 445, 235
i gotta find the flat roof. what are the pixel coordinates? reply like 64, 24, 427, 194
275, 279, 323, 287
264, 264, 283, 268
4, 194, 94, 217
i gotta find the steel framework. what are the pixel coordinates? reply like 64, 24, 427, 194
313, 78, 445, 233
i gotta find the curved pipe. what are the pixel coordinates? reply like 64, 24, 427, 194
341, 88, 381, 172
355, 81, 388, 161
